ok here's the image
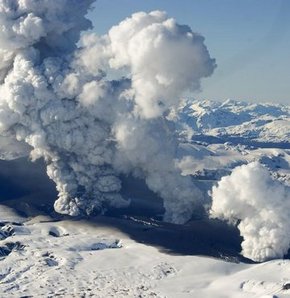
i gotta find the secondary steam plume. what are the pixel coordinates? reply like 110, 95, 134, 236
0, 1, 216, 223
210, 162, 290, 262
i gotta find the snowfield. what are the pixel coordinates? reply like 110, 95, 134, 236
1, 208, 290, 297
0, 99, 290, 297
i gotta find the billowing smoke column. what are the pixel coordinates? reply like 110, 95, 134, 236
0, 1, 216, 224
210, 162, 290, 262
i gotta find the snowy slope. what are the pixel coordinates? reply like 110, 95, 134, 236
1, 212, 290, 298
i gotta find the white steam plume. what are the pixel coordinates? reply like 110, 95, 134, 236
0, 1, 215, 223
210, 162, 290, 262
107, 11, 215, 118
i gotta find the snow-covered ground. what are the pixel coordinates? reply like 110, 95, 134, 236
0, 99, 290, 297
1, 208, 290, 298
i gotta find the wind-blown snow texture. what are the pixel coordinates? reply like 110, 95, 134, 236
0, 1, 216, 224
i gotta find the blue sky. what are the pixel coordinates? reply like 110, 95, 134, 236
88, 0, 290, 104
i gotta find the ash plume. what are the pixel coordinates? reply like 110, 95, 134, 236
0, 1, 216, 223
210, 162, 290, 262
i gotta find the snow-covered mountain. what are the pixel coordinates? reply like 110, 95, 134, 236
178, 99, 290, 145
175, 99, 290, 186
